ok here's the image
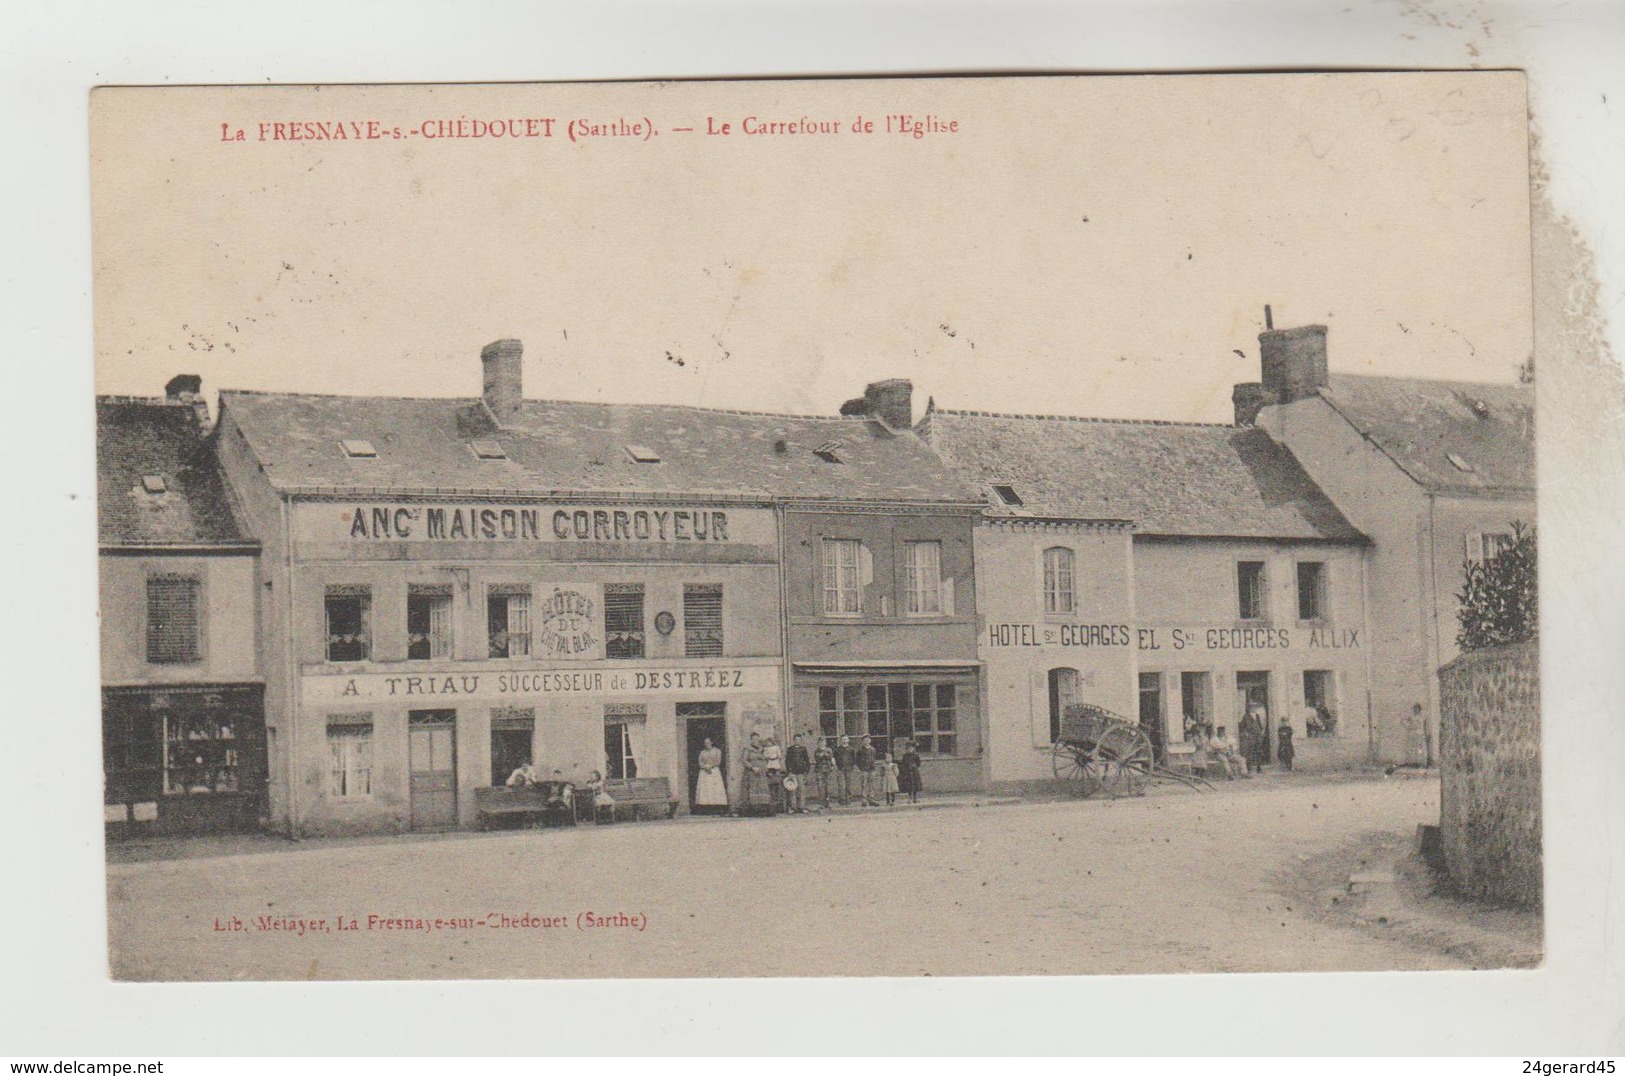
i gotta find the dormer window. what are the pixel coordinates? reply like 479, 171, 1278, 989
340, 439, 377, 459
993, 484, 1023, 507
1446, 452, 1475, 473
471, 439, 507, 460
625, 444, 661, 464
814, 441, 843, 463
140, 474, 167, 494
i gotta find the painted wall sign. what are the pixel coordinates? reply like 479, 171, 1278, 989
293, 503, 777, 545
1134, 626, 1361, 652
302, 663, 780, 706
536, 588, 599, 658
985, 623, 1131, 649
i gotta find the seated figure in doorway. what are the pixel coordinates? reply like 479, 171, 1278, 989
1209, 726, 1242, 780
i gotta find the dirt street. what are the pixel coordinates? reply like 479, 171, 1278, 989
107, 775, 1472, 980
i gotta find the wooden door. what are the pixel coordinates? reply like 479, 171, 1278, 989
409, 710, 458, 830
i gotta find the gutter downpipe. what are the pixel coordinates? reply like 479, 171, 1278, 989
280, 495, 302, 839
776, 501, 793, 745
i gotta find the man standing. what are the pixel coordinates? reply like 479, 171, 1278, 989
855, 735, 879, 806
813, 738, 835, 809
833, 735, 855, 806
784, 732, 811, 814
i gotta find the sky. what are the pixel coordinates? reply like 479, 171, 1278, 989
91, 73, 1533, 425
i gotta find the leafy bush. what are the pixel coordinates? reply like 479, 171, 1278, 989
1456, 521, 1538, 651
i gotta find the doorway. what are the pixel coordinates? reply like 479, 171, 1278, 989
1137, 672, 1166, 763
409, 709, 458, 830
679, 702, 727, 814
1235, 671, 1271, 764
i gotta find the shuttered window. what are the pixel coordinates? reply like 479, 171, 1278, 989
604, 583, 645, 659
146, 574, 201, 663
683, 583, 724, 657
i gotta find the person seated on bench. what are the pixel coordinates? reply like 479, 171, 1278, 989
586, 770, 614, 814
1209, 726, 1242, 780
505, 760, 539, 787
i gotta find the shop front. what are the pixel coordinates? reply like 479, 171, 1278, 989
102, 683, 267, 837
298, 660, 782, 833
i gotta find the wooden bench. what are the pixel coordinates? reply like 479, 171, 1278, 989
596, 777, 679, 823
1164, 742, 1212, 779
475, 783, 578, 829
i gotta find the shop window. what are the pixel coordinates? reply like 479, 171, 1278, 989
146, 573, 201, 664
1180, 671, 1214, 735
1043, 547, 1075, 614
604, 584, 646, 659
163, 709, 243, 795
325, 585, 371, 662
821, 538, 864, 615
1236, 561, 1266, 621
490, 707, 535, 781
683, 583, 724, 657
1297, 561, 1327, 621
604, 706, 644, 779
487, 585, 531, 658
1047, 668, 1081, 744
1304, 670, 1338, 738
407, 585, 453, 660
326, 719, 373, 798
903, 540, 943, 615
817, 681, 959, 756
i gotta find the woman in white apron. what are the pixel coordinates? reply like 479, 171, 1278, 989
695, 738, 728, 814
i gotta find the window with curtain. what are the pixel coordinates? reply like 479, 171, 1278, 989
1042, 547, 1075, 614
821, 538, 863, 615
326, 721, 373, 798
1237, 561, 1266, 620
325, 585, 371, 662
487, 586, 531, 658
903, 540, 943, 615
407, 584, 453, 660
603, 706, 644, 779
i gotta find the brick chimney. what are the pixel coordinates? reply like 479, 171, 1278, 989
1232, 382, 1273, 427
861, 378, 914, 429
1259, 323, 1329, 405
481, 339, 524, 425
164, 374, 211, 435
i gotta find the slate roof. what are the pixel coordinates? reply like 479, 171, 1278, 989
920, 407, 1365, 542
218, 392, 982, 505
97, 398, 255, 548
1317, 374, 1534, 494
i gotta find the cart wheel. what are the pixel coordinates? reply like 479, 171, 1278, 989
1095, 724, 1153, 798
1052, 742, 1103, 797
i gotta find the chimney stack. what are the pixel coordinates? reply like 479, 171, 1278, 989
861, 378, 914, 430
164, 374, 211, 435
1259, 322, 1329, 406
481, 339, 524, 425
1232, 382, 1273, 427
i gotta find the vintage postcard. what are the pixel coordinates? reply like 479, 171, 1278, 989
93, 74, 1540, 981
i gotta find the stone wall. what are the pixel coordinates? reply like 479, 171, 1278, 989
1437, 641, 1541, 907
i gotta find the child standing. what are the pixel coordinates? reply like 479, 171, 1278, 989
1276, 719, 1295, 772
883, 753, 901, 806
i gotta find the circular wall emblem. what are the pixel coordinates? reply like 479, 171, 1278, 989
654, 610, 676, 636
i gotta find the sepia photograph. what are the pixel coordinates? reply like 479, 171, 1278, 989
90, 73, 1543, 984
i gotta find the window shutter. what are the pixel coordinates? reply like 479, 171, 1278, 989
146, 574, 201, 663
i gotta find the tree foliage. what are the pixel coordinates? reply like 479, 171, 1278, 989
1456, 521, 1538, 652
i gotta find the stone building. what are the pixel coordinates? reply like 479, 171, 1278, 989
210, 341, 982, 835
1241, 322, 1535, 765
98, 380, 266, 836
921, 406, 1371, 787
